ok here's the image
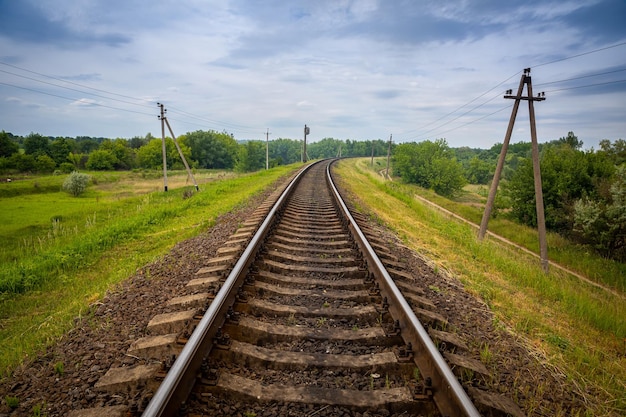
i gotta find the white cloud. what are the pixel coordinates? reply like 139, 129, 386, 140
0, 0, 624, 147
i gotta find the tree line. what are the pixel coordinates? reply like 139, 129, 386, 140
0, 130, 389, 174
392, 132, 625, 262
1, 129, 623, 261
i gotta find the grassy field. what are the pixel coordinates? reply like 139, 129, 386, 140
335, 157, 625, 416
0, 166, 300, 377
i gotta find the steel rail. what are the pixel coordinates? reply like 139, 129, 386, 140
326, 161, 481, 417
142, 162, 317, 417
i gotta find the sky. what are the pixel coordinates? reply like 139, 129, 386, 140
0, 0, 625, 150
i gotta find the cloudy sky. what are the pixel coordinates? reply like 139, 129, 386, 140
0, 0, 625, 149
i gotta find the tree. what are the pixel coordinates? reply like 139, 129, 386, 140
393, 139, 466, 197
308, 138, 343, 159
100, 139, 135, 169
269, 138, 301, 165
49, 138, 74, 166
129, 133, 152, 149
573, 166, 626, 261
34, 155, 56, 173
466, 156, 493, 184
9, 153, 35, 172
23, 133, 50, 157
0, 131, 19, 157
62, 171, 90, 197
504, 142, 615, 231
235, 141, 266, 172
599, 138, 626, 166
558, 131, 583, 150
182, 130, 238, 169
68, 152, 87, 170
76, 138, 100, 154
86, 150, 117, 171
136, 137, 192, 170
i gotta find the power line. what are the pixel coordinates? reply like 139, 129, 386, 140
544, 78, 626, 93
403, 89, 506, 141
533, 41, 626, 68
0, 68, 155, 110
0, 81, 155, 117
162, 114, 261, 137
0, 60, 150, 104
398, 70, 522, 138
535, 68, 626, 87
0, 61, 263, 136
399, 43, 626, 143
412, 104, 513, 142
165, 105, 261, 134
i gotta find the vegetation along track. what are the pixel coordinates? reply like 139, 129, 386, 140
83, 160, 524, 417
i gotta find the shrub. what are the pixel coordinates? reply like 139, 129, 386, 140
62, 171, 90, 197
58, 162, 75, 173
35, 154, 56, 173
86, 149, 117, 171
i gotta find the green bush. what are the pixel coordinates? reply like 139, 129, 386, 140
62, 171, 90, 197
58, 162, 75, 173
392, 139, 466, 197
35, 155, 56, 173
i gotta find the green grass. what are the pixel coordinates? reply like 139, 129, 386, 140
401, 177, 625, 293
0, 165, 300, 377
335, 157, 625, 416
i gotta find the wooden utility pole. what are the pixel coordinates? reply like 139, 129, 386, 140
371, 140, 375, 166
385, 134, 392, 179
157, 102, 199, 192
478, 68, 548, 272
164, 118, 199, 191
303, 124, 310, 163
158, 103, 168, 192
265, 128, 271, 170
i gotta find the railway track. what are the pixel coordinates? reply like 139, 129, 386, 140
81, 160, 523, 417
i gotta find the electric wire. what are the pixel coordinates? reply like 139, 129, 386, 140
402, 89, 506, 141
0, 61, 268, 134
535, 68, 626, 87
533, 41, 626, 68
165, 105, 262, 134
0, 68, 155, 110
2, 40, 625, 141
0, 61, 151, 104
397, 70, 522, 138
543, 79, 626, 93
165, 114, 263, 138
0, 61, 266, 137
0, 81, 155, 117
405, 74, 626, 142
426, 104, 513, 139
398, 42, 626, 143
